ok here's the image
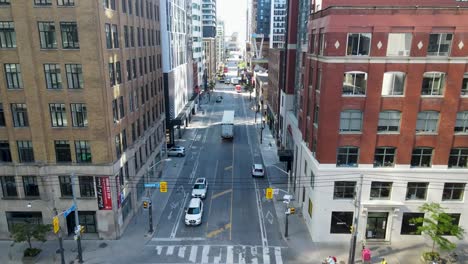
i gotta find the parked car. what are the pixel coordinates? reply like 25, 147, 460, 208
225, 78, 231, 84
192, 178, 208, 199
252, 163, 265, 177
216, 96, 223, 103
185, 198, 203, 226
167, 146, 185, 157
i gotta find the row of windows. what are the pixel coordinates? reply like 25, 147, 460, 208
338, 110, 468, 134
33, 0, 74, 6
121, 0, 160, 22
0, 140, 91, 163
121, 25, 161, 49
338, 71, 468, 97
333, 181, 465, 201
122, 55, 162, 84
311, 32, 455, 57
336, 146, 467, 168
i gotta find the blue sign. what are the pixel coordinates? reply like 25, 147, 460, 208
63, 204, 76, 218
144, 183, 160, 188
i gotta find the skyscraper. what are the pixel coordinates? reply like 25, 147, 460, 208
201, 0, 216, 38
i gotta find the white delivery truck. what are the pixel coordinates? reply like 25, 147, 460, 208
221, 110, 235, 139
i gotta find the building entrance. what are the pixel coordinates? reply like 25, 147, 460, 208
366, 212, 388, 239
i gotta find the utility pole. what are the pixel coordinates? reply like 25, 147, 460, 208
147, 167, 154, 234
71, 173, 84, 263
53, 207, 66, 264
348, 174, 363, 264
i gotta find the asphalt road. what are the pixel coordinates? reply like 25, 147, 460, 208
135, 81, 287, 263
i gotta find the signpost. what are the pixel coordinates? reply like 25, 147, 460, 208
144, 182, 160, 188
63, 204, 76, 218
266, 187, 273, 199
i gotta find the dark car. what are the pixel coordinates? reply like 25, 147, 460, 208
216, 96, 223, 103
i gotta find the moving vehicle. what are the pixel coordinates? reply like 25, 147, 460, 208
252, 164, 265, 177
185, 198, 203, 226
231, 78, 240, 85
225, 78, 231, 84
235, 85, 242, 93
216, 96, 223, 103
167, 146, 185, 157
192, 178, 208, 199
221, 110, 235, 139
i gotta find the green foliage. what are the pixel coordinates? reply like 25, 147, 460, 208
422, 251, 440, 261
237, 61, 246, 69
11, 223, 52, 250
410, 203, 465, 253
24, 248, 42, 257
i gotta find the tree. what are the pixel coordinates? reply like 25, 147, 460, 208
11, 223, 52, 257
411, 203, 464, 259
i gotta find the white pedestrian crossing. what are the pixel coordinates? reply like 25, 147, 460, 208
150, 244, 285, 264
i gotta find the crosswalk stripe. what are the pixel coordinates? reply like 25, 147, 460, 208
251, 247, 258, 264
263, 246, 270, 264
189, 246, 197, 263
167, 245, 174, 255
178, 246, 186, 258
213, 247, 222, 264
275, 247, 283, 264
227, 246, 234, 264
156, 246, 163, 255
201, 245, 210, 263
239, 246, 246, 264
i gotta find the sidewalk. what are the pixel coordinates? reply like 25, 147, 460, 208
0, 115, 204, 264
257, 123, 468, 264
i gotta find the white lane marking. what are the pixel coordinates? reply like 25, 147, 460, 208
189, 158, 199, 183
151, 237, 206, 242
226, 246, 234, 264
238, 246, 246, 264
213, 247, 222, 263
178, 246, 186, 258
189, 246, 198, 263
254, 180, 268, 248
275, 247, 283, 264
251, 247, 258, 264
156, 246, 163, 255
168, 210, 173, 220
265, 210, 274, 225
263, 247, 270, 264
170, 193, 189, 238
166, 245, 174, 256
201, 245, 210, 263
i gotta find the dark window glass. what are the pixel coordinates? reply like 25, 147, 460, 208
49, 103, 67, 127
79, 176, 95, 197
0, 104, 5, 126
115, 61, 122, 84
401, 213, 424, 235
79, 211, 97, 233
55, 140, 71, 162
370, 181, 392, 199
442, 183, 465, 201
427, 33, 452, 56
336, 147, 359, 167
34, 0, 52, 5
0, 141, 12, 162
75, 140, 91, 163
60, 22, 79, 49
17, 141, 34, 162
333, 181, 356, 199
112, 99, 118, 123
5, 63, 23, 89
448, 148, 468, 168
59, 176, 72, 197
65, 64, 83, 89
118, 96, 125, 119
57, 0, 75, 6
1, 176, 17, 197
38, 22, 57, 49
347, 33, 371, 56
44, 64, 62, 89
108, 62, 115, 86
122, 0, 127, 13
6, 212, 42, 231
130, 26, 134, 47
112, 24, 119, 48
105, 23, 112, 49
23, 176, 39, 197
124, 25, 129, 47
330, 212, 353, 234
405, 182, 428, 200
70, 103, 88, 127
0, 21, 16, 48
411, 148, 433, 167
11, 103, 28, 127
373, 147, 396, 167
441, 214, 461, 236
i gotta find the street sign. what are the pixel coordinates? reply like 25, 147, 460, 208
63, 204, 76, 218
266, 188, 273, 199
273, 188, 279, 195
160, 181, 168, 193
145, 182, 160, 188
53, 216, 59, 234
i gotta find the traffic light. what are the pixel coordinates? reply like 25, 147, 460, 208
350, 225, 354, 233
160, 181, 167, 193
266, 187, 273, 199
143, 201, 149, 209
289, 207, 296, 215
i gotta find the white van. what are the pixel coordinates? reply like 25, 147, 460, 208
185, 198, 203, 226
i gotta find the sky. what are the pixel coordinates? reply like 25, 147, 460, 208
217, 0, 248, 44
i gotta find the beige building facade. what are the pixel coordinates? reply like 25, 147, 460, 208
0, 0, 165, 239
202, 37, 216, 87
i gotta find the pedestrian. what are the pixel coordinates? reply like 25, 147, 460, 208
362, 247, 372, 264
381, 258, 388, 264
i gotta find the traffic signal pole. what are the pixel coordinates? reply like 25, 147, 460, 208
71, 173, 84, 263
53, 207, 65, 264
348, 174, 363, 264
148, 193, 154, 234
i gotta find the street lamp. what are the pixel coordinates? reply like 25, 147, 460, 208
146, 158, 171, 234
27, 200, 65, 264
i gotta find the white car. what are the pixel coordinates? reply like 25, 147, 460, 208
192, 178, 208, 199
252, 164, 265, 177
185, 198, 203, 226
167, 146, 185, 157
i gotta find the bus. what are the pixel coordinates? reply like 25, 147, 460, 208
221, 110, 235, 139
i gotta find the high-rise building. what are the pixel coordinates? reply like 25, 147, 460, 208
216, 20, 225, 67
192, 0, 205, 87
283, 0, 468, 244
269, 0, 286, 49
202, 37, 216, 88
160, 0, 195, 144
254, 0, 271, 39
0, 0, 166, 239
201, 0, 216, 38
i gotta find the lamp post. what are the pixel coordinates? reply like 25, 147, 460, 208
146, 158, 170, 234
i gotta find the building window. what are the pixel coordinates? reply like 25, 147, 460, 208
55, 140, 71, 163
122, 0, 127, 13
333, 181, 356, 199
386, 33, 412, 56
377, 111, 401, 133
382, 72, 405, 96
427, 33, 452, 56
421, 72, 445, 96
462, 73, 468, 96
49, 103, 67, 127
373, 147, 396, 167
130, 26, 134, 47
0, 0, 10, 5
79, 211, 97, 233
455, 111, 468, 134
339, 110, 362, 132
65, 64, 83, 89
448, 148, 468, 168
11, 103, 29, 127
118, 96, 125, 119
0, 104, 5, 126
17, 141, 34, 162
401, 213, 424, 235
336, 147, 359, 167
44, 64, 62, 89
406, 182, 428, 200
60, 22, 79, 49
370, 181, 392, 200
330, 212, 353, 234
57, 0, 75, 6
75, 140, 91, 163
23, 176, 39, 197
442, 183, 465, 201
411, 148, 433, 168
6, 212, 43, 231
103, 0, 116, 10
115, 61, 122, 84
313, 105, 319, 126
112, 25, 119, 47
59, 176, 72, 197
416, 111, 439, 133
108, 62, 115, 86
347, 33, 371, 56
342, 72, 366, 95
5, 63, 23, 89
0, 21, 16, 48
1, 176, 17, 197
115, 135, 122, 158
38, 22, 56, 49
0, 141, 12, 162
124, 25, 129, 47
34, 0, 52, 5
308, 199, 313, 217
318, 32, 325, 55
79, 176, 95, 197
105, 24, 112, 49
441, 214, 461, 235
70, 103, 88, 127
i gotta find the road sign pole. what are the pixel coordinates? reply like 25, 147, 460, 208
285, 212, 289, 238
71, 173, 83, 263
53, 208, 65, 264
148, 199, 154, 234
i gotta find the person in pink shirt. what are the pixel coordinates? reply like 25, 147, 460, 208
362, 247, 372, 264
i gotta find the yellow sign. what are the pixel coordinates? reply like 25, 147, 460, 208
160, 181, 168, 193
266, 188, 273, 199
289, 207, 296, 214
53, 216, 59, 234
143, 201, 149, 209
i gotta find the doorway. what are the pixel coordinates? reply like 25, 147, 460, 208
366, 212, 388, 239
